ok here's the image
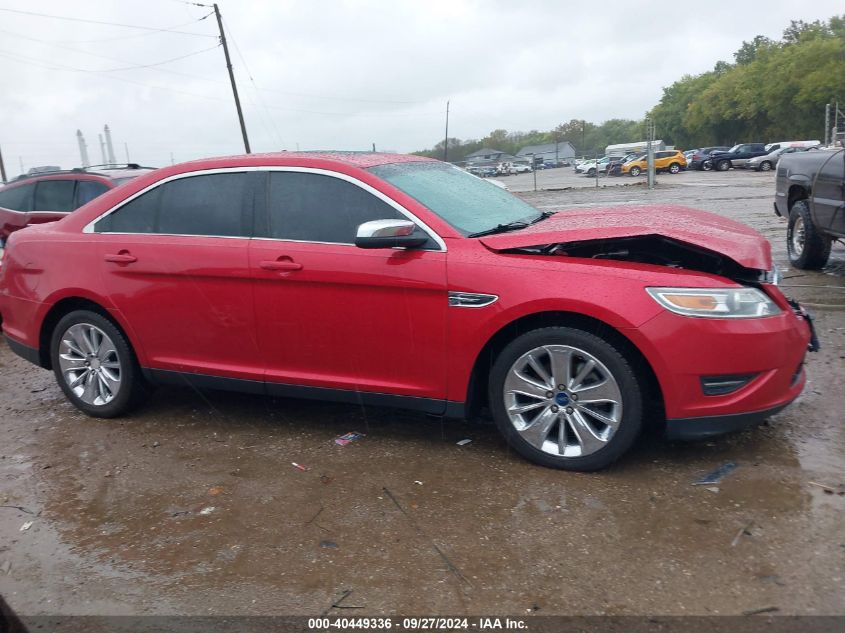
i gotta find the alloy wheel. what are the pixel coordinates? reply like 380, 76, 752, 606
790, 215, 806, 258
58, 323, 122, 406
503, 345, 623, 458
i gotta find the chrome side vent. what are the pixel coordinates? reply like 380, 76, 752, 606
448, 291, 498, 308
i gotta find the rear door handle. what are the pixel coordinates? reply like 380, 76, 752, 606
259, 259, 302, 272
104, 253, 137, 264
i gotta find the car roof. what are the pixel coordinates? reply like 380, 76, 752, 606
178, 151, 437, 170
3, 164, 156, 186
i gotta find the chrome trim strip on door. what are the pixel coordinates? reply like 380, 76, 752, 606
82, 165, 447, 251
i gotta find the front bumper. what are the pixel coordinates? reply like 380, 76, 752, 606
626, 295, 813, 434
666, 402, 793, 440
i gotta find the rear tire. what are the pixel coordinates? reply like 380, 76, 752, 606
587, 168, 596, 177
787, 200, 831, 270
50, 310, 147, 418
701, 160, 713, 171
629, 166, 641, 177
668, 163, 680, 174
488, 327, 644, 471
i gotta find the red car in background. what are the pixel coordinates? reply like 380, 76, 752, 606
0, 152, 817, 470
0, 164, 155, 248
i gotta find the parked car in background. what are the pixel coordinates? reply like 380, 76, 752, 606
606, 153, 640, 176
774, 148, 844, 269
0, 165, 155, 249
687, 147, 731, 171
0, 152, 816, 471
621, 150, 687, 176
709, 144, 768, 171
765, 140, 821, 153
509, 163, 533, 174
577, 156, 615, 177
744, 146, 808, 172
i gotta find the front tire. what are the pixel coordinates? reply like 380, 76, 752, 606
701, 160, 713, 171
587, 168, 596, 177
488, 327, 644, 471
714, 160, 730, 171
629, 166, 641, 177
758, 161, 773, 172
50, 310, 146, 418
787, 200, 831, 270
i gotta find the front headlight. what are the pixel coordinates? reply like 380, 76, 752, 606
646, 287, 781, 318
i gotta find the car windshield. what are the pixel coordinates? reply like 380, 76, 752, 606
369, 161, 540, 236
728, 144, 742, 152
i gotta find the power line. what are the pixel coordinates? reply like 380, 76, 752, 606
0, 48, 444, 118
49, 15, 215, 43
0, 6, 217, 37
101, 45, 220, 72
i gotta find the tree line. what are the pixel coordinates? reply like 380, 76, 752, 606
414, 15, 844, 160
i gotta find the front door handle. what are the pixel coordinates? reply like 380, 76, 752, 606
260, 258, 302, 272
104, 253, 137, 264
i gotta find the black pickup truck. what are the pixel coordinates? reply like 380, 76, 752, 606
774, 148, 844, 269
709, 143, 768, 171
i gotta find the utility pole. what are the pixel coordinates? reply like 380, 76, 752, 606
443, 100, 450, 162
646, 117, 656, 190
124, 142, 130, 163
98, 134, 106, 164
0, 144, 7, 182
825, 103, 831, 146
214, 3, 250, 154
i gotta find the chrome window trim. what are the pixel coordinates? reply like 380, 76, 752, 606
83, 165, 447, 251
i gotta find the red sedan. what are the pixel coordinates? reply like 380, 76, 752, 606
0, 152, 816, 470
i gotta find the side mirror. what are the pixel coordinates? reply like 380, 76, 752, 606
355, 219, 427, 249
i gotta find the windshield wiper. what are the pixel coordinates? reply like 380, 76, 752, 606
467, 220, 530, 238
468, 211, 555, 238
529, 210, 556, 224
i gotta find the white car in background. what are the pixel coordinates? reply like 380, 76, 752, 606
509, 163, 533, 174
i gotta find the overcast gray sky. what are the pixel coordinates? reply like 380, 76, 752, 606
0, 0, 842, 174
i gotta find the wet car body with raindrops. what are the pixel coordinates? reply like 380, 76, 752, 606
0, 152, 816, 470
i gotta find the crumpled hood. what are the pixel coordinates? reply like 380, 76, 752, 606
479, 205, 772, 270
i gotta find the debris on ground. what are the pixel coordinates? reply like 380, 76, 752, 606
151, 441, 160, 448
742, 606, 779, 616
693, 462, 738, 486
19, 521, 33, 532
705, 486, 720, 494
1, 560, 11, 575
731, 522, 754, 547
199, 507, 216, 516
319, 475, 334, 485
322, 589, 363, 615
320, 540, 338, 549
456, 439, 472, 446
0, 505, 37, 516
414, 480, 423, 486
335, 432, 365, 446
208, 486, 224, 496
808, 481, 844, 495
291, 462, 310, 472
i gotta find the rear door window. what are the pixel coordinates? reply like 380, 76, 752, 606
34, 180, 76, 211
0, 183, 35, 211
158, 173, 250, 237
95, 172, 252, 237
